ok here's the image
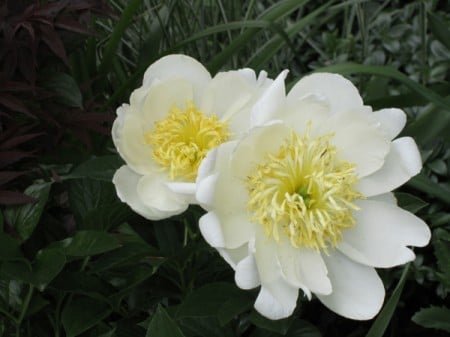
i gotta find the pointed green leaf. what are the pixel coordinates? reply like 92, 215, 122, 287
61, 231, 120, 257
4, 182, 51, 242
146, 306, 185, 337
62, 296, 112, 337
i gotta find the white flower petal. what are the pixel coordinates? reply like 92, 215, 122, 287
373, 108, 406, 139
250, 70, 288, 127
317, 251, 385, 320
140, 79, 194, 126
218, 244, 249, 269
254, 284, 298, 320
235, 254, 260, 289
230, 123, 289, 179
276, 237, 331, 295
113, 166, 174, 220
338, 199, 431, 268
143, 54, 211, 100
253, 227, 298, 319
196, 173, 219, 208
287, 73, 364, 115
166, 182, 196, 204
322, 110, 390, 177
199, 211, 225, 247
200, 70, 254, 133
369, 192, 397, 205
137, 173, 188, 214
358, 137, 422, 197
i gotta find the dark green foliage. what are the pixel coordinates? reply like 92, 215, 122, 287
0, 0, 449, 336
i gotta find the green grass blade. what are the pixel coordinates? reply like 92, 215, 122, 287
246, 1, 335, 69
98, 0, 143, 76
365, 264, 410, 337
407, 172, 450, 206
207, 0, 310, 73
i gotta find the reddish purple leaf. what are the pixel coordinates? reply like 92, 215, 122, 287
0, 133, 43, 150
0, 190, 36, 205
0, 151, 35, 168
54, 17, 92, 35
0, 171, 27, 186
39, 23, 69, 66
0, 93, 35, 118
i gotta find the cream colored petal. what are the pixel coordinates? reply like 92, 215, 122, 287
250, 70, 288, 127
373, 108, 407, 140
235, 254, 260, 289
287, 73, 364, 115
142, 54, 211, 100
317, 251, 385, 320
139, 79, 195, 127
200, 70, 254, 133
230, 123, 289, 180
113, 165, 175, 220
117, 109, 156, 175
254, 227, 298, 319
321, 110, 390, 177
218, 244, 249, 269
276, 235, 331, 296
357, 137, 422, 197
137, 173, 189, 214
338, 199, 431, 268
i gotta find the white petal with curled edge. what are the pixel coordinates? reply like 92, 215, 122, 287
250, 70, 288, 127
113, 166, 175, 220
142, 54, 211, 100
235, 254, 260, 289
287, 73, 364, 115
254, 283, 298, 320
166, 182, 196, 204
276, 237, 331, 296
199, 211, 225, 247
137, 173, 188, 214
373, 108, 406, 140
253, 226, 298, 319
196, 173, 219, 208
218, 244, 249, 269
357, 137, 422, 197
317, 251, 385, 320
338, 199, 431, 268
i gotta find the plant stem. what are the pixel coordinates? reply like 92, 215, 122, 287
15, 285, 34, 337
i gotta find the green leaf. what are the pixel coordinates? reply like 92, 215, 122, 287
179, 316, 233, 337
428, 11, 450, 51
250, 310, 293, 334
31, 248, 66, 290
4, 182, 51, 242
412, 306, 450, 333
68, 178, 120, 229
153, 220, 182, 256
434, 233, 450, 288
146, 306, 185, 337
395, 192, 429, 214
176, 282, 247, 318
41, 72, 83, 108
365, 264, 410, 337
62, 296, 112, 337
286, 320, 321, 337
67, 155, 124, 182
217, 295, 253, 326
60, 231, 121, 257
406, 173, 450, 206
0, 232, 23, 260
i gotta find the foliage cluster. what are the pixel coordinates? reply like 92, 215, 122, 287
0, 1, 449, 337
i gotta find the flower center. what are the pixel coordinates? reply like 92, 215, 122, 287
145, 102, 230, 181
246, 130, 363, 251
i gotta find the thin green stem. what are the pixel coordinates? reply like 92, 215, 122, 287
15, 285, 34, 337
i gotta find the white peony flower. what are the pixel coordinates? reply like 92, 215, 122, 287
196, 72, 431, 320
112, 54, 280, 220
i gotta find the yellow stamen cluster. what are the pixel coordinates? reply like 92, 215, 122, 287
145, 102, 230, 181
246, 130, 363, 251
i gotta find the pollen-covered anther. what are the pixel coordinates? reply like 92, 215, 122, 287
145, 102, 230, 181
246, 130, 364, 251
